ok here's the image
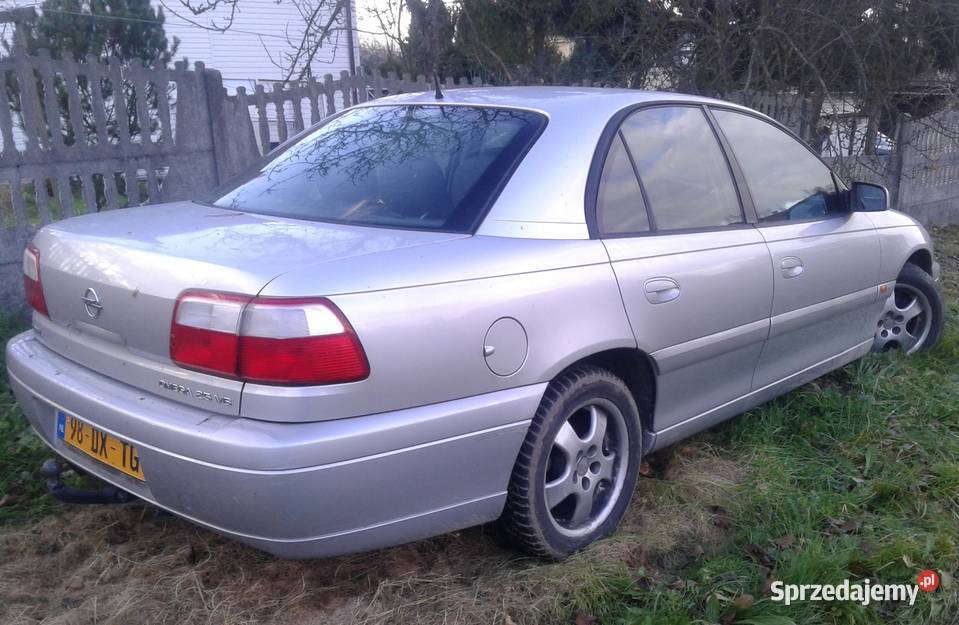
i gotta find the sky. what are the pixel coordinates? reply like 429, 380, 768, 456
355, 0, 408, 45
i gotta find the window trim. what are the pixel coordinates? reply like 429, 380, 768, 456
585, 102, 749, 239
618, 129, 657, 231
702, 106, 759, 223
705, 104, 852, 228
594, 131, 655, 235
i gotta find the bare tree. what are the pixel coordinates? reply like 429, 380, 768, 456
157, 0, 354, 83
362, 0, 408, 63
550, 0, 958, 154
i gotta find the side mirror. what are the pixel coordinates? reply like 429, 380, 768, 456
850, 181, 889, 212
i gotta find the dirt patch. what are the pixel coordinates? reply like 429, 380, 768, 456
0, 439, 744, 625
619, 444, 745, 571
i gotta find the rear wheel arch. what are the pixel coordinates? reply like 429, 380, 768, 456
549, 347, 656, 433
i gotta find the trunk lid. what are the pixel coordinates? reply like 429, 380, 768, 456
32, 201, 466, 414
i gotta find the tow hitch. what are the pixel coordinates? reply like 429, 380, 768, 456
40, 459, 136, 505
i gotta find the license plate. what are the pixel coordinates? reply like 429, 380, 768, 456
56, 411, 145, 481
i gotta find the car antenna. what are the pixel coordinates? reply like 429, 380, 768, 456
433, 71, 444, 100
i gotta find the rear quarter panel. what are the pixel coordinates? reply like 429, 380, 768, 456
242, 236, 636, 421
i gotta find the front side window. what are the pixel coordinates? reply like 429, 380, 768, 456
713, 109, 843, 222
206, 105, 546, 232
596, 133, 650, 234
620, 106, 742, 230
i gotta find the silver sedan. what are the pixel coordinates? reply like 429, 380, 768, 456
6, 87, 944, 559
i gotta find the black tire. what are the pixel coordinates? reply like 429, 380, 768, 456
500, 364, 642, 559
886, 264, 944, 352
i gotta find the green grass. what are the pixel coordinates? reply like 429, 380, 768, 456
596, 344, 959, 624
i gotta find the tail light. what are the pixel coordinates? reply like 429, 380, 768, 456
171, 290, 369, 385
170, 291, 249, 377
23, 245, 48, 316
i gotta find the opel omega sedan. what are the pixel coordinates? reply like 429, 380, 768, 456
6, 88, 944, 559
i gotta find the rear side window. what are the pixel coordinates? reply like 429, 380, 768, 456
206, 105, 546, 233
620, 106, 742, 230
597, 133, 650, 234
713, 110, 842, 222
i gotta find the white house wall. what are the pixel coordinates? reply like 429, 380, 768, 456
161, 0, 360, 88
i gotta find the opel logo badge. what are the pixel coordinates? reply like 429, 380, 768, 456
81, 287, 103, 319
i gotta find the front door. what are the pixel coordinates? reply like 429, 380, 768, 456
709, 108, 881, 389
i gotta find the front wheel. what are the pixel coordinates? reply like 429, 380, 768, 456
873, 264, 944, 354
500, 364, 642, 559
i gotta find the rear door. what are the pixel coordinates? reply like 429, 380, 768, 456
709, 108, 880, 389
595, 105, 773, 433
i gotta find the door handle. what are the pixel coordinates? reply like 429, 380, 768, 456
644, 277, 681, 304
780, 256, 804, 279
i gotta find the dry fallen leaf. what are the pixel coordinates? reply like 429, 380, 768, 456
761, 569, 776, 595
574, 611, 597, 625
745, 543, 775, 568
771, 534, 795, 549
639, 461, 653, 477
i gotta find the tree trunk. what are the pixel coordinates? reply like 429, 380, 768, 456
806, 86, 826, 152
531, 15, 546, 81
864, 102, 880, 156
847, 116, 857, 157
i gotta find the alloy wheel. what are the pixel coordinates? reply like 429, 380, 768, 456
543, 399, 629, 538
874, 283, 932, 354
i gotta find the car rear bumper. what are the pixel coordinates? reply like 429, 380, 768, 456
5, 330, 539, 558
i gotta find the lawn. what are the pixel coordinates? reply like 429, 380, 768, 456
0, 227, 957, 625
0, 177, 140, 228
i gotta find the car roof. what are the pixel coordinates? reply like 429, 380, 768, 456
361, 86, 744, 119
357, 87, 759, 240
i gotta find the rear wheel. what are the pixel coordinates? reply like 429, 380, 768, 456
873, 264, 943, 354
500, 364, 642, 559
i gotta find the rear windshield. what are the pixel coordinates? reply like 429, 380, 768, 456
205, 105, 546, 232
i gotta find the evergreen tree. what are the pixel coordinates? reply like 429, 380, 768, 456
25, 0, 177, 65
405, 0, 453, 77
